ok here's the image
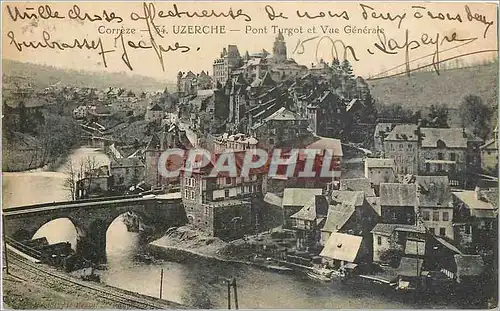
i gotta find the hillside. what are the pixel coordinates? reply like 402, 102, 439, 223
368, 62, 498, 127
2, 59, 176, 93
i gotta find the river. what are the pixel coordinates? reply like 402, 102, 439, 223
2, 147, 480, 309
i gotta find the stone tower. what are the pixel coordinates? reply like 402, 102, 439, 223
273, 32, 287, 62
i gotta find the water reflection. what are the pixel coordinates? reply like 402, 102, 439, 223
32, 218, 77, 250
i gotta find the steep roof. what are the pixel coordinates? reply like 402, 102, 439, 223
304, 136, 343, 157
282, 188, 323, 206
385, 124, 419, 141
371, 223, 425, 236
454, 255, 485, 277
290, 196, 328, 221
264, 192, 282, 207
379, 183, 417, 207
339, 178, 375, 197
149, 103, 163, 111
414, 176, 452, 208
321, 203, 356, 233
330, 190, 365, 207
319, 233, 362, 262
453, 190, 497, 215
420, 128, 483, 148
264, 107, 303, 122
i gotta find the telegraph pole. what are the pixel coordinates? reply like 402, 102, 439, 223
2, 215, 9, 275
227, 279, 231, 309
232, 277, 239, 310
159, 268, 164, 299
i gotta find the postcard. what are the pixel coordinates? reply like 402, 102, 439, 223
1, 1, 498, 309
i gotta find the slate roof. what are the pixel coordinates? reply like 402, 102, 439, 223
321, 203, 356, 233
330, 190, 365, 207
379, 183, 417, 207
454, 255, 484, 276
453, 191, 497, 210
149, 103, 163, 111
291, 195, 329, 221
365, 158, 395, 169
420, 128, 483, 148
319, 233, 362, 262
374, 123, 395, 138
371, 223, 425, 236
303, 136, 343, 157
264, 192, 282, 207
385, 124, 419, 141
340, 178, 375, 197
282, 188, 322, 207
366, 197, 381, 216
415, 176, 452, 208
264, 107, 303, 122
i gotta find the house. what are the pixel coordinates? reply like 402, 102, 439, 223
364, 158, 396, 195
307, 90, 345, 138
213, 45, 242, 86
290, 195, 329, 251
382, 124, 420, 176
109, 157, 145, 192
180, 151, 268, 239
75, 165, 111, 199
320, 232, 371, 271
145, 103, 164, 122
373, 123, 397, 155
144, 124, 193, 187
379, 183, 418, 225
371, 223, 426, 263
339, 178, 376, 198
480, 135, 498, 175
452, 187, 498, 254
413, 176, 454, 240
282, 188, 323, 228
250, 107, 310, 150
419, 127, 483, 187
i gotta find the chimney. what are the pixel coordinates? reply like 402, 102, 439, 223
474, 186, 482, 200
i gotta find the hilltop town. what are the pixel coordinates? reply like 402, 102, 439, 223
2, 33, 498, 304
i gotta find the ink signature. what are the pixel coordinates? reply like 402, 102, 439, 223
293, 35, 359, 63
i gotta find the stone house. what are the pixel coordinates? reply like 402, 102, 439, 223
371, 223, 426, 263
320, 232, 372, 270
282, 188, 323, 228
382, 124, 420, 176
379, 183, 418, 225
413, 175, 454, 240
419, 128, 483, 187
145, 103, 164, 122
290, 195, 329, 251
109, 157, 145, 192
452, 187, 498, 254
307, 90, 345, 138
364, 158, 396, 195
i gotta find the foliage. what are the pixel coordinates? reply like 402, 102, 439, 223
422, 104, 449, 128
460, 95, 493, 140
379, 249, 404, 267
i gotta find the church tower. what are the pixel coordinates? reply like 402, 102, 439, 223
273, 32, 287, 62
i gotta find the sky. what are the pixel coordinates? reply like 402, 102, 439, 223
2, 1, 498, 82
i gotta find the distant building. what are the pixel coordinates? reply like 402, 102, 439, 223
145, 103, 164, 122
282, 188, 323, 229
419, 127, 483, 187
307, 90, 345, 137
290, 195, 329, 251
213, 45, 242, 86
110, 157, 145, 192
379, 183, 418, 225
371, 223, 426, 263
364, 158, 396, 195
414, 175, 454, 240
212, 133, 258, 153
480, 126, 498, 175
382, 124, 420, 176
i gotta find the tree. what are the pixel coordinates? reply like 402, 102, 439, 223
64, 156, 101, 200
425, 104, 449, 128
460, 95, 493, 140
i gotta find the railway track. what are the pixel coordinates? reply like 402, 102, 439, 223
5, 245, 185, 309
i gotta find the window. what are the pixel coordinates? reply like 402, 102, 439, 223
225, 189, 230, 198
399, 144, 403, 149
184, 189, 189, 198
465, 226, 471, 234
438, 153, 444, 160
450, 153, 456, 161
422, 211, 430, 221
408, 144, 412, 149
433, 211, 440, 221
226, 177, 232, 185
190, 191, 195, 200
426, 163, 430, 172
392, 210, 397, 220
429, 228, 435, 235
377, 236, 382, 245
442, 212, 449, 221
439, 228, 446, 236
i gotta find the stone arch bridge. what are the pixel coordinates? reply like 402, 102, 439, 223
3, 195, 187, 263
